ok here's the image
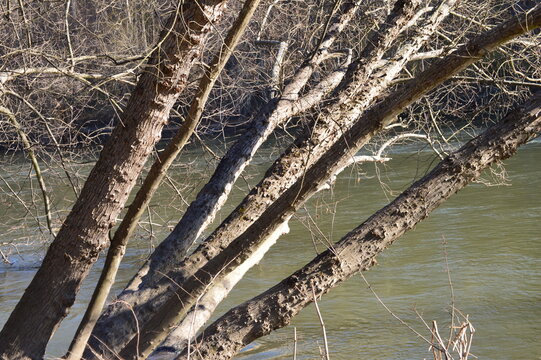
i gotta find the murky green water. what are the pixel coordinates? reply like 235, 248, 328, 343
0, 138, 539, 359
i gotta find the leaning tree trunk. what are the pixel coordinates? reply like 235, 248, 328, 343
179, 90, 541, 359
86, 0, 422, 355
0, 1, 229, 359
147, 0, 434, 285
149, 155, 384, 358
112, 5, 541, 358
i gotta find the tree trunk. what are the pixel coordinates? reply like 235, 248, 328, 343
149, 156, 385, 358
0, 1, 228, 359
86, 1, 360, 355
153, 0, 429, 285
139, 0, 363, 289
87, 1, 440, 354
113, 5, 541, 357
178, 90, 541, 359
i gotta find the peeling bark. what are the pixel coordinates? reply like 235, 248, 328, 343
0, 1, 228, 359
179, 91, 541, 360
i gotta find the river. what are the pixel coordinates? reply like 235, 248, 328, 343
0, 137, 539, 359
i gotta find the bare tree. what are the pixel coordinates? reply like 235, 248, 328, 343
0, 1, 539, 359
87, 2, 541, 359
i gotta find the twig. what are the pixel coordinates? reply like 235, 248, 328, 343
293, 327, 297, 360
0, 105, 55, 237
16, 0, 31, 46
5, 89, 80, 196
0, 248, 13, 265
65, 0, 75, 70
311, 285, 330, 360
359, 273, 433, 346
0, 173, 43, 232
442, 236, 456, 349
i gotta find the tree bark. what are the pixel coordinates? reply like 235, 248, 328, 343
178, 90, 541, 359
140, 0, 362, 288
159, 0, 430, 285
148, 155, 386, 359
88, 1, 438, 353
0, 1, 229, 359
87, 0, 419, 355
90, 1, 458, 355
115, 4, 541, 358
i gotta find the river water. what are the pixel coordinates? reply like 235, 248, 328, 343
0, 137, 539, 359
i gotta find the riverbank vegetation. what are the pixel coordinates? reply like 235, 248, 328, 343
0, 0, 540, 359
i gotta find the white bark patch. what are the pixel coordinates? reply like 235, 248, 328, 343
150, 216, 292, 358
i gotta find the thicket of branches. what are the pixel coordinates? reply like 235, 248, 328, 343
1, 0, 538, 243
1, 1, 538, 146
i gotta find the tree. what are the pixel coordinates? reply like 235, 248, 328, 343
87, 3, 541, 359
0, 0, 540, 359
